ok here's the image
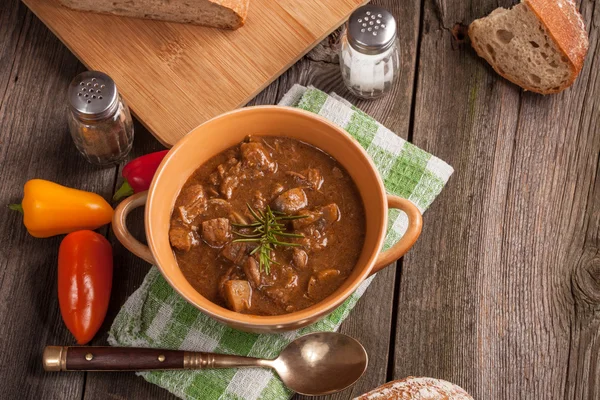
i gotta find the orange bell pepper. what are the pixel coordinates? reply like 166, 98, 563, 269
58, 230, 113, 344
9, 179, 114, 238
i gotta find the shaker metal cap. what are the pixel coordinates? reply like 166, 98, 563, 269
347, 5, 396, 55
68, 71, 119, 121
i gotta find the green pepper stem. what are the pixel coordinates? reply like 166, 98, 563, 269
8, 204, 23, 214
113, 180, 134, 201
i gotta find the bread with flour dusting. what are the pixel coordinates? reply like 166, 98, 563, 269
355, 377, 473, 400
469, 0, 588, 94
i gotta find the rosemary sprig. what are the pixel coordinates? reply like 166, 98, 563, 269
232, 204, 306, 275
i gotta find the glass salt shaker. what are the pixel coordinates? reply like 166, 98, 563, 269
67, 71, 134, 166
340, 5, 400, 99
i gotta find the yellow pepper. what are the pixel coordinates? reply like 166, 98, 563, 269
9, 179, 114, 238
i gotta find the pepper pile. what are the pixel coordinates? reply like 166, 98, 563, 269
10, 150, 167, 344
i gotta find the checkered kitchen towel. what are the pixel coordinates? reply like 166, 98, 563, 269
109, 85, 454, 400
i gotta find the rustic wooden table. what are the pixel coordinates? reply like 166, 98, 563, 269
1, 0, 599, 399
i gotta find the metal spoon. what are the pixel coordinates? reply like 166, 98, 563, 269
43, 332, 368, 396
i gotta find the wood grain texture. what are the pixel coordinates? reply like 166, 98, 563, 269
66, 347, 185, 371
21, 0, 366, 146
0, 2, 112, 398
396, 1, 600, 400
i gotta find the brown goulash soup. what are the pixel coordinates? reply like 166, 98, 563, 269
169, 136, 366, 316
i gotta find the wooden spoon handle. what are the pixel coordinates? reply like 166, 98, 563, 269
43, 346, 184, 371
43, 346, 270, 371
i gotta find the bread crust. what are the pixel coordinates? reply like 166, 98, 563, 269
215, 0, 249, 28
58, 0, 249, 30
356, 377, 473, 400
468, 0, 588, 94
525, 0, 588, 90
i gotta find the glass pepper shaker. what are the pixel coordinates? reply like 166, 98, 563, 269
340, 5, 400, 99
67, 71, 134, 166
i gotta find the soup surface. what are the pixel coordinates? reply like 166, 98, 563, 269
169, 136, 366, 315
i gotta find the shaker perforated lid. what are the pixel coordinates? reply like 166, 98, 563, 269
68, 71, 119, 121
347, 5, 396, 55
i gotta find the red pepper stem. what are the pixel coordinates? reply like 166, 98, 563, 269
113, 181, 134, 201
8, 204, 24, 214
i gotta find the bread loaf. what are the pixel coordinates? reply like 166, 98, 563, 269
468, 0, 588, 94
58, 0, 249, 30
355, 377, 473, 400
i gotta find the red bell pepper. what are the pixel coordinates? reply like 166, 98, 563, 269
58, 230, 113, 345
113, 150, 169, 200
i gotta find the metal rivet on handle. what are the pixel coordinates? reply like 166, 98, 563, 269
85, 353, 93, 361
158, 355, 166, 362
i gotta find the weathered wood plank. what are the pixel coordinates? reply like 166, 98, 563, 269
396, 1, 599, 399
0, 1, 29, 108
0, 2, 114, 399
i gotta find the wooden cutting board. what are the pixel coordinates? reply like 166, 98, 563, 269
23, 0, 366, 146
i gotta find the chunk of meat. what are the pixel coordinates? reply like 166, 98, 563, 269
320, 203, 340, 223
272, 188, 308, 214
175, 184, 206, 224
220, 175, 239, 200
287, 169, 324, 190
209, 172, 220, 186
304, 168, 324, 190
292, 209, 322, 230
201, 218, 231, 247
240, 142, 276, 174
271, 183, 285, 199
218, 266, 242, 298
264, 267, 299, 307
221, 242, 248, 265
307, 269, 341, 298
243, 256, 262, 287
253, 190, 266, 210
169, 225, 199, 252
206, 198, 233, 217
292, 248, 308, 269
217, 164, 227, 179
292, 203, 340, 230
223, 280, 252, 312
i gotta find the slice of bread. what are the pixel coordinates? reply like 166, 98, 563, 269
58, 0, 249, 30
469, 0, 588, 94
355, 377, 474, 400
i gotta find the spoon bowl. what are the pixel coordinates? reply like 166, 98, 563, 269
272, 332, 369, 395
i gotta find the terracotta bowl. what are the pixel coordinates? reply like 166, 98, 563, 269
112, 106, 422, 333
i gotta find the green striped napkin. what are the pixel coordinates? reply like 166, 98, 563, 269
108, 85, 453, 400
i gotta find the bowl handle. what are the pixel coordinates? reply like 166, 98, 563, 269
369, 195, 423, 276
112, 191, 156, 265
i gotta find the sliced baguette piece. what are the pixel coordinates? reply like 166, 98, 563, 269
355, 377, 474, 400
58, 0, 249, 30
469, 0, 588, 94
